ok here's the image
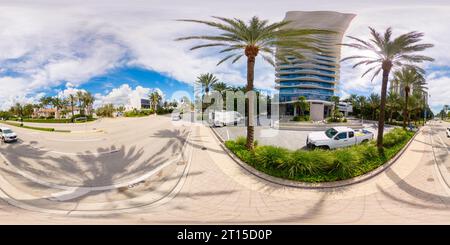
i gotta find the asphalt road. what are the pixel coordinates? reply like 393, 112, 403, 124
0, 118, 450, 223
0, 115, 192, 203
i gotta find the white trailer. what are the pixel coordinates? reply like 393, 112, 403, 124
209, 111, 243, 127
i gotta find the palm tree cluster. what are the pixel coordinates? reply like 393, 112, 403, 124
6, 90, 96, 121
149, 91, 162, 114
177, 16, 334, 150
342, 27, 433, 149
38, 91, 95, 121
345, 87, 432, 128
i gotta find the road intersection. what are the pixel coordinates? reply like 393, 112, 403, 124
0, 116, 449, 223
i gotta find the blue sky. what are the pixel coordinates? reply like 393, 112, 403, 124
0, 0, 449, 113
51, 67, 193, 100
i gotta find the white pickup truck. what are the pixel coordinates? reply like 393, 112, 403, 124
306, 126, 374, 149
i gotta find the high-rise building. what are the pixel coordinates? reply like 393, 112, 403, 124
276, 11, 355, 121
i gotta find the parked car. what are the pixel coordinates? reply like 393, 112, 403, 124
0, 127, 18, 143
208, 111, 243, 127
446, 127, 450, 138
306, 126, 374, 149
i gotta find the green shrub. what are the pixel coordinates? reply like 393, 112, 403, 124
286, 150, 334, 177
383, 128, 408, 147
23, 118, 72, 123
225, 129, 414, 182
254, 145, 290, 168
124, 109, 154, 117
331, 148, 361, 180
156, 108, 174, 115
235, 136, 247, 146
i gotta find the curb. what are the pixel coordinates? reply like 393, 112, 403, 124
210, 126, 421, 189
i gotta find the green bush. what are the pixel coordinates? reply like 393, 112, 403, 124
156, 108, 174, 115
254, 146, 290, 168
287, 150, 334, 177
224, 128, 414, 182
124, 109, 154, 117
383, 128, 409, 147
331, 148, 361, 179
23, 118, 72, 123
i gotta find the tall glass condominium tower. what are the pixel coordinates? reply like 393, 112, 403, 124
276, 11, 355, 121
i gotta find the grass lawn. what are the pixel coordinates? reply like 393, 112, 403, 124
225, 128, 415, 182
1, 121, 70, 133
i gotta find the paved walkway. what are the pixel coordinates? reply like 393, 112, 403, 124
0, 121, 449, 223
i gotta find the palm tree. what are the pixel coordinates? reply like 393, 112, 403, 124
368, 93, 380, 120
386, 92, 401, 123
341, 27, 434, 149
196, 73, 219, 95
51, 97, 67, 119
149, 92, 162, 114
356, 95, 367, 121
212, 82, 228, 109
76, 91, 85, 115
68, 94, 77, 122
294, 96, 309, 117
392, 67, 427, 128
39, 96, 52, 109
81, 92, 95, 116
330, 96, 341, 121
176, 16, 333, 150
212, 82, 228, 96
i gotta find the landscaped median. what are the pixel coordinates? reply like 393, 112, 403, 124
1, 121, 71, 133
224, 128, 415, 183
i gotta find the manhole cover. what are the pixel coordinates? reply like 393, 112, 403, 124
427, 178, 434, 182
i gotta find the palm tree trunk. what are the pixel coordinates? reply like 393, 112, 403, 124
246, 55, 255, 150
377, 62, 392, 149
403, 91, 409, 128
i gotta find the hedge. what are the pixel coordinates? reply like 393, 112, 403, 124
225, 128, 415, 182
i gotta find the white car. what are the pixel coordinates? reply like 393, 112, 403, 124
0, 127, 18, 143
209, 111, 243, 127
446, 127, 450, 138
306, 126, 374, 149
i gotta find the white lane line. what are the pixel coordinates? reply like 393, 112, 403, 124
226, 128, 230, 140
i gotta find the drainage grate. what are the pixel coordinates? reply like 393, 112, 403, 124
201, 147, 207, 150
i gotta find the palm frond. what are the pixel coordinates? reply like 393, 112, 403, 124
217, 54, 236, 66
190, 43, 227, 50
232, 54, 244, 64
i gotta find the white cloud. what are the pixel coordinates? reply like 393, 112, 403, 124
1, 0, 450, 111
94, 84, 164, 108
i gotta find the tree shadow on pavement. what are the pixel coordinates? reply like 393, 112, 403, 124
377, 168, 450, 210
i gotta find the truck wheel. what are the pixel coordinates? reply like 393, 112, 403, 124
362, 139, 369, 143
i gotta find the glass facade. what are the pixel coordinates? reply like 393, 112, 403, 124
276, 55, 338, 103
